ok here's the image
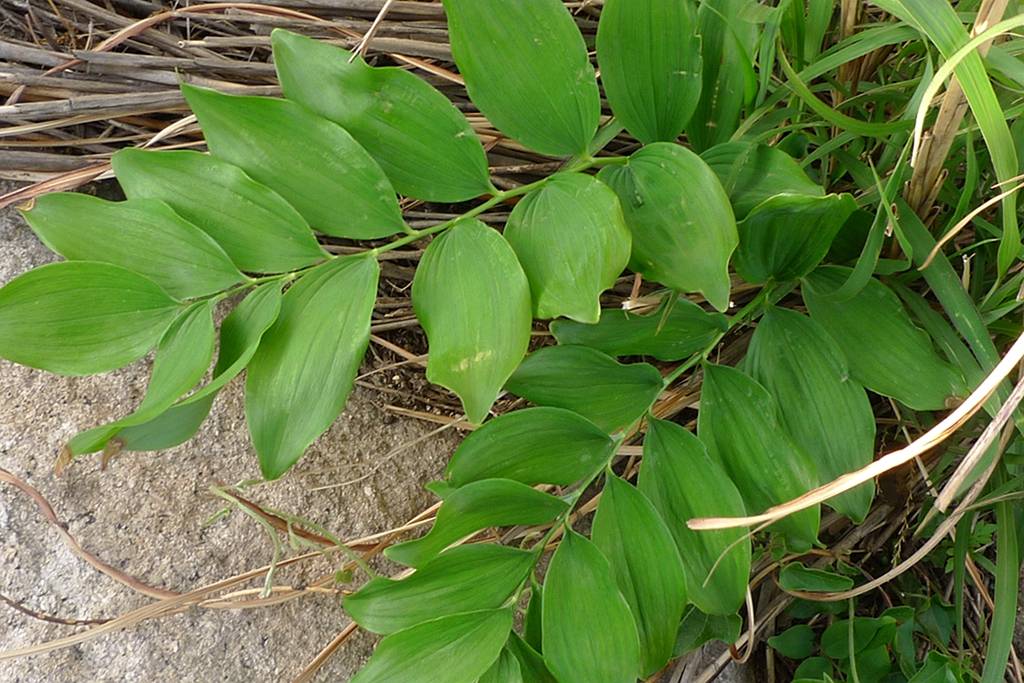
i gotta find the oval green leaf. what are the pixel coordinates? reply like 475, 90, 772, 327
412, 220, 532, 423
118, 282, 284, 453
745, 307, 875, 522
505, 173, 630, 323
112, 148, 327, 274
550, 297, 728, 361
271, 29, 491, 203
592, 475, 687, 676
803, 266, 966, 411
385, 478, 567, 568
598, 143, 737, 310
246, 255, 378, 479
697, 364, 820, 551
346, 544, 534, 634
779, 562, 855, 593
182, 84, 404, 239
22, 193, 244, 299
734, 193, 858, 284
480, 648, 524, 683
445, 407, 616, 488
351, 609, 512, 683
441, 0, 599, 156
0, 262, 180, 375
542, 530, 640, 683
505, 345, 662, 433
640, 419, 751, 615
767, 624, 817, 660
701, 141, 824, 220
68, 300, 216, 455
596, 0, 701, 143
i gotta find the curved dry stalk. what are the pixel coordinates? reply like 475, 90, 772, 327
0, 466, 178, 599
688, 329, 1024, 532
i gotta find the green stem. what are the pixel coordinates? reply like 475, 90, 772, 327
661, 285, 774, 388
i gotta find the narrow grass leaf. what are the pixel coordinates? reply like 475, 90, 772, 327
596, 0, 701, 143
246, 255, 378, 479
385, 479, 567, 568
504, 173, 630, 323
0, 262, 180, 375
802, 266, 966, 411
112, 149, 327, 273
272, 29, 491, 202
542, 530, 640, 683
23, 194, 244, 299
345, 544, 534, 634
698, 364, 820, 551
413, 220, 532, 423
506, 345, 662, 433
445, 407, 616, 488
441, 0, 599, 156
182, 85, 404, 239
351, 609, 512, 683
745, 307, 875, 521
592, 475, 687, 676
598, 143, 737, 310
640, 419, 751, 615
551, 297, 728, 361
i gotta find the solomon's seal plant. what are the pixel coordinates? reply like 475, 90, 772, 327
1, 0, 1022, 681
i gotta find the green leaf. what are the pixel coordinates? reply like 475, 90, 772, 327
413, 220, 532, 424
734, 193, 858, 283
112, 149, 327, 274
821, 617, 897, 659
182, 84, 404, 239
698, 364, 820, 551
592, 475, 687, 676
803, 266, 966, 411
505, 346, 661, 433
345, 544, 534, 634
68, 300, 216, 455
445, 407, 616, 488
551, 297, 728, 361
351, 609, 512, 683
596, 0, 701, 143
598, 143, 737, 310
246, 255, 378, 479
506, 635, 558, 683
479, 647, 524, 683
778, 563, 855, 593
792, 657, 832, 681
184, 282, 283, 406
909, 652, 962, 683
674, 606, 742, 655
22, 194, 244, 299
640, 419, 751, 615
385, 479, 567, 568
117, 396, 215, 452
767, 624, 817, 660
542, 530, 640, 683
271, 29, 491, 203
523, 581, 544, 652
504, 173, 630, 323
745, 307, 875, 522
119, 281, 284, 453
0, 262, 180, 375
702, 141, 824, 220
441, 0, 599, 156
688, 0, 758, 151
